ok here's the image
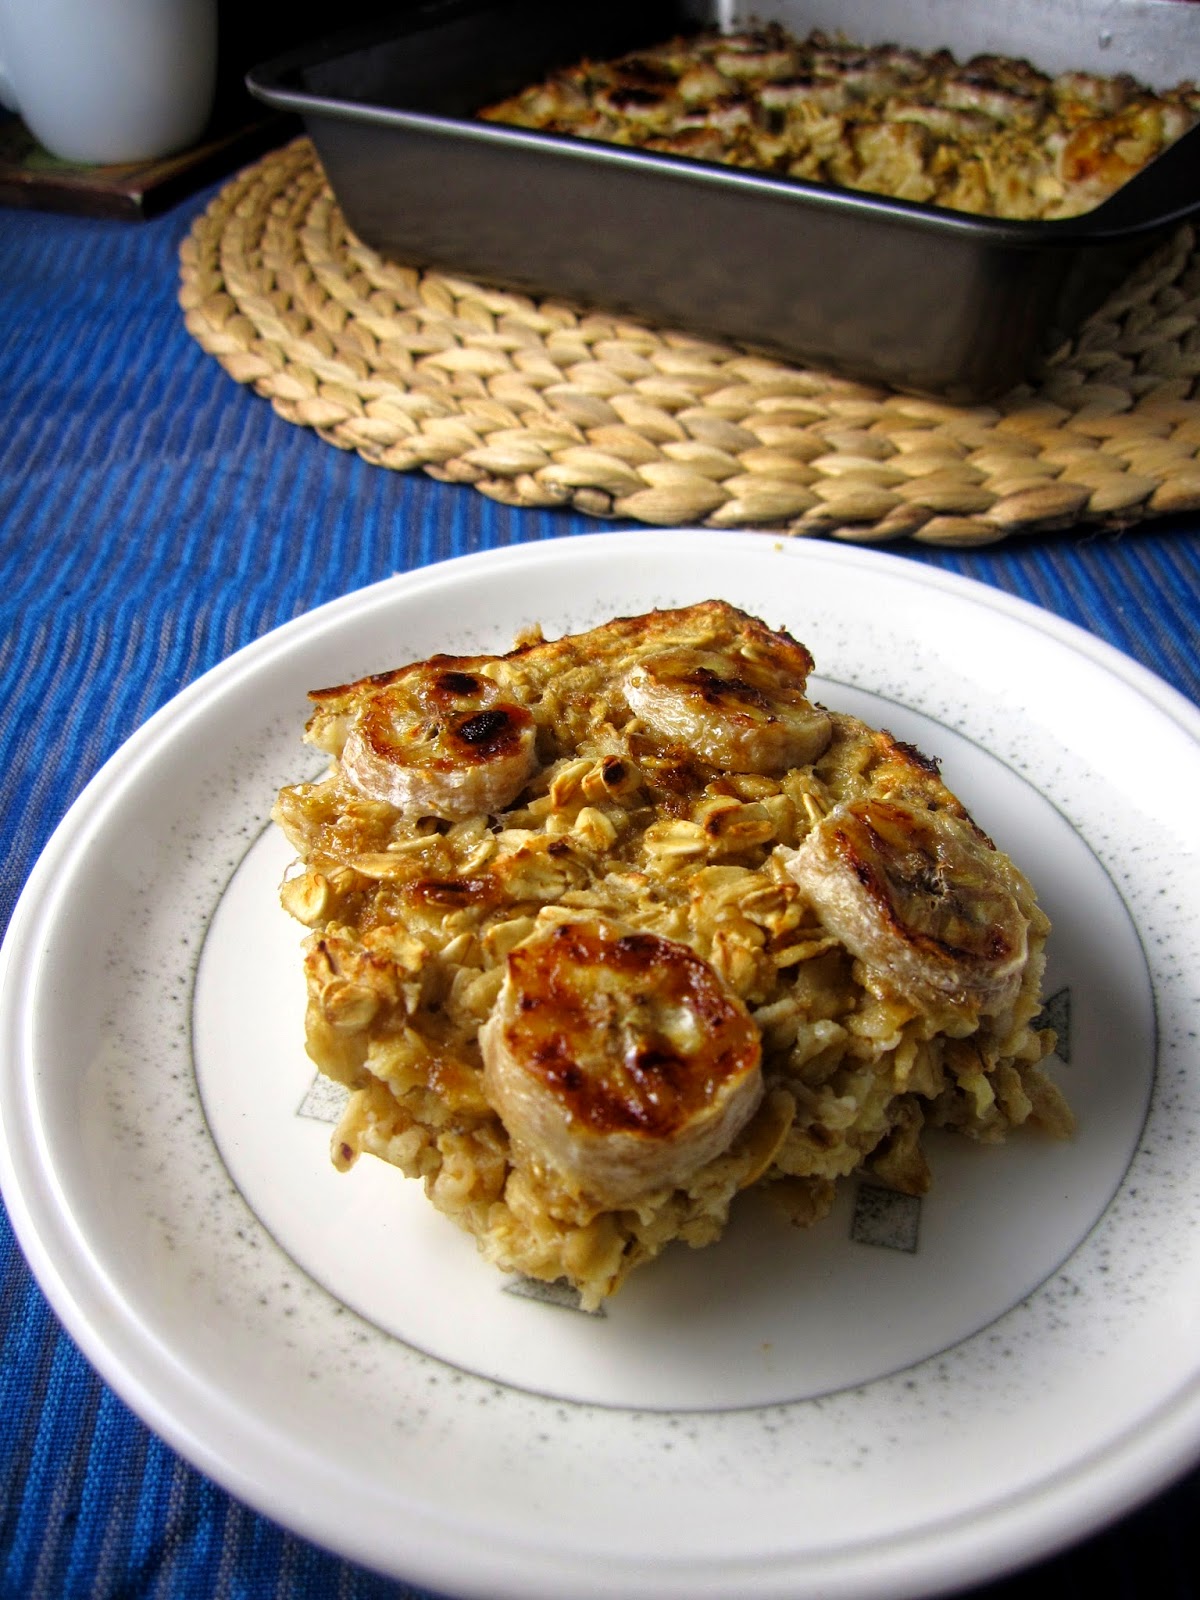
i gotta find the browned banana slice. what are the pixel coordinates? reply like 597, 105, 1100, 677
337, 661, 537, 820
783, 798, 1031, 1013
480, 916, 763, 1206
624, 645, 831, 773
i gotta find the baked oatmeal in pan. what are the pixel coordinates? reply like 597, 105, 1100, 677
481, 23, 1199, 220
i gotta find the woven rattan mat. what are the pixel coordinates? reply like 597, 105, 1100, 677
180, 137, 1200, 547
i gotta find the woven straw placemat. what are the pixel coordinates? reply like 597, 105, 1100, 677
180, 137, 1200, 546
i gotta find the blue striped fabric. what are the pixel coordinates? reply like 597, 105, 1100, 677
1, 170, 1198, 1600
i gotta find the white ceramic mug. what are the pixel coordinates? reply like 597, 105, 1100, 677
0, 0, 217, 165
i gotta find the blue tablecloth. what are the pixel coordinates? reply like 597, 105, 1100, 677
1, 172, 1198, 1600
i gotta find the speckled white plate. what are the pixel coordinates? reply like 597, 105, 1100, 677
2, 530, 1199, 1600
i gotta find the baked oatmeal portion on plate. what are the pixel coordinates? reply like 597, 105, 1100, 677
273, 601, 1069, 1308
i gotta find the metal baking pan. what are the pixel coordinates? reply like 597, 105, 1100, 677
248, 0, 1200, 400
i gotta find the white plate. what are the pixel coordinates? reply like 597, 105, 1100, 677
2, 530, 1199, 1600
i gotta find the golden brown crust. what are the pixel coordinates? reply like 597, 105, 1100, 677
490, 919, 760, 1138
479, 913, 765, 1208
783, 797, 1030, 1012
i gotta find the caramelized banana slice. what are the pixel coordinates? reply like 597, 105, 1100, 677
338, 662, 538, 820
480, 917, 763, 1206
783, 799, 1030, 1013
624, 645, 831, 772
